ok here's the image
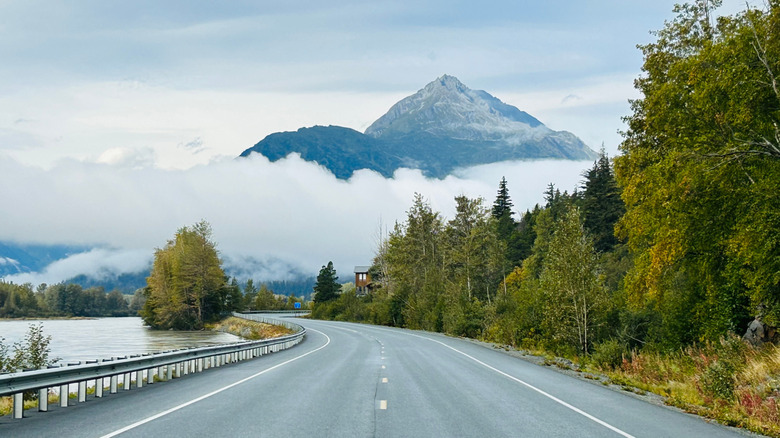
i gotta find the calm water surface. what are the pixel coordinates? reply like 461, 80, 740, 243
0, 317, 241, 364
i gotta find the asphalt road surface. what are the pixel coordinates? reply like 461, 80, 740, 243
0, 318, 758, 437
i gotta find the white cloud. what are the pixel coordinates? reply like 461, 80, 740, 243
0, 81, 403, 170
0, 153, 592, 284
4, 248, 151, 286
96, 147, 156, 168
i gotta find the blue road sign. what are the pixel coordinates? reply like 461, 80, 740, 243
294, 302, 301, 309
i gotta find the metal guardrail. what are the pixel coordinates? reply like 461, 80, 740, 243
242, 310, 311, 317
0, 313, 305, 420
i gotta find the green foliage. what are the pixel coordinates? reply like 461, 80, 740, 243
385, 194, 447, 331
142, 220, 230, 330
313, 261, 340, 303
590, 339, 626, 370
615, 0, 779, 338
0, 323, 59, 372
0, 280, 132, 318
539, 206, 608, 354
509, 207, 539, 267
581, 150, 624, 253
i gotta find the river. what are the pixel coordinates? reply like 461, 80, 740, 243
0, 317, 242, 364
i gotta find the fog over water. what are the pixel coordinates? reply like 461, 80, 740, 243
0, 153, 593, 285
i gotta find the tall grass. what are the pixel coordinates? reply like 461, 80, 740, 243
596, 336, 780, 436
206, 317, 293, 340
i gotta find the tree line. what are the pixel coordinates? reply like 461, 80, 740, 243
313, 1, 780, 357
0, 281, 139, 318
0, 221, 304, 328
313, 158, 624, 356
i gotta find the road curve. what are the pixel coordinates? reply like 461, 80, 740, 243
0, 318, 757, 437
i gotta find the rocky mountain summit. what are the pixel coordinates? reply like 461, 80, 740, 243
240, 75, 597, 178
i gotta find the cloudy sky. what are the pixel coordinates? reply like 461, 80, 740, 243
0, 0, 758, 285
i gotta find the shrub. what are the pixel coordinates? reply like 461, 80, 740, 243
701, 360, 736, 401
591, 339, 626, 370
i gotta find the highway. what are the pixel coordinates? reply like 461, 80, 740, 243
0, 318, 756, 437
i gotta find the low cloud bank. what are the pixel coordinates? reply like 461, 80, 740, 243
0, 153, 593, 285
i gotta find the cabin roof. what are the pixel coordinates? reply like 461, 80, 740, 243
354, 265, 371, 273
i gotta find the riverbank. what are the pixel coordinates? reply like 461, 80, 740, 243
207, 316, 293, 340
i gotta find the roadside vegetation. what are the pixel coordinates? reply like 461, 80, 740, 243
594, 338, 780, 436
311, 2, 780, 435
207, 316, 293, 340
0, 323, 59, 416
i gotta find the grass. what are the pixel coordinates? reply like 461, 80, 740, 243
205, 316, 294, 340
591, 337, 780, 437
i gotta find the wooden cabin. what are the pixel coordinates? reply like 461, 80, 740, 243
354, 265, 372, 296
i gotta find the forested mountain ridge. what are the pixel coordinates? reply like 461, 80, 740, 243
239, 75, 597, 179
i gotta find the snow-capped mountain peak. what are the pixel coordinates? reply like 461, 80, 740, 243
365, 75, 550, 143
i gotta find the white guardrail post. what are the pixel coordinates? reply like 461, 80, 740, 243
1, 313, 305, 419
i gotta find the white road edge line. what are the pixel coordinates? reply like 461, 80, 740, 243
402, 331, 635, 438
100, 329, 331, 438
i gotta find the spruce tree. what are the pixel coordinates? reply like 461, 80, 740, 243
491, 177, 513, 220
313, 261, 340, 303
581, 151, 624, 253
491, 177, 519, 265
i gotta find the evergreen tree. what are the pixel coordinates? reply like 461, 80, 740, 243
243, 279, 258, 310
510, 207, 540, 265
491, 177, 514, 219
581, 150, 625, 253
313, 261, 340, 303
492, 178, 516, 241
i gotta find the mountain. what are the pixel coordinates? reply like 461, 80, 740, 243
0, 241, 88, 277
240, 75, 597, 178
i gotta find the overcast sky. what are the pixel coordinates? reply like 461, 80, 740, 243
0, 0, 759, 285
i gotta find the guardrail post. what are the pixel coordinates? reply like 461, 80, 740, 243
60, 384, 69, 407
78, 381, 86, 402
159, 366, 165, 382
166, 364, 173, 380
39, 388, 48, 411
137, 371, 143, 388
197, 358, 203, 372
124, 372, 131, 390
13, 392, 23, 419
111, 375, 118, 393
96, 378, 104, 397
